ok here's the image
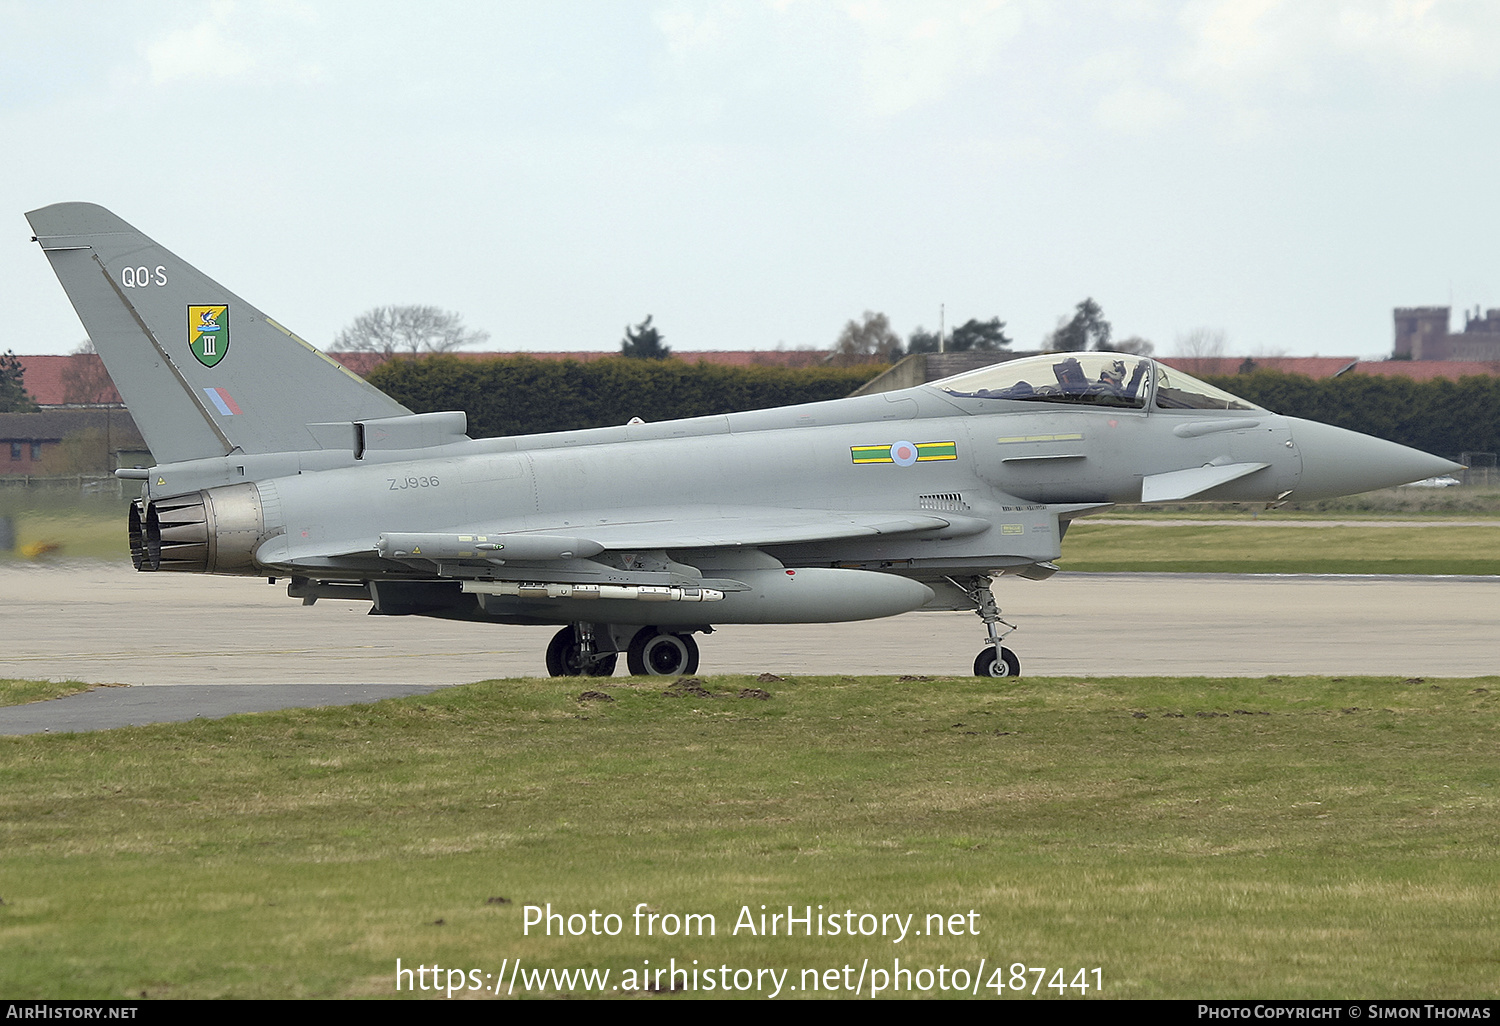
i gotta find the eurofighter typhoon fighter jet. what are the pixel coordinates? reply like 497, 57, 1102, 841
27, 203, 1462, 678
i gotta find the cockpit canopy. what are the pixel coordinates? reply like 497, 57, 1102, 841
930, 352, 1262, 412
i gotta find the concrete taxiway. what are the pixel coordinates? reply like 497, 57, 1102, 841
2, 561, 1495, 733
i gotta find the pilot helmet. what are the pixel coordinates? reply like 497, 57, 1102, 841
1101, 360, 1126, 384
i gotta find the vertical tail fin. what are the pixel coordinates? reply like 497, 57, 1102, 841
26, 202, 411, 464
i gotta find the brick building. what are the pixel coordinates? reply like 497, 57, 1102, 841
0, 408, 147, 476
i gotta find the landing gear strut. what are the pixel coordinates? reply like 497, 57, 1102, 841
544, 624, 619, 677
950, 575, 1021, 678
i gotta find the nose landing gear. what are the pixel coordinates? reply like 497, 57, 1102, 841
974, 645, 1021, 678
950, 575, 1021, 678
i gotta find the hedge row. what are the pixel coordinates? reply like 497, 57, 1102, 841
368, 356, 881, 438
1204, 370, 1500, 462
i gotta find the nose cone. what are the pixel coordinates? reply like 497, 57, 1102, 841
1288, 418, 1466, 500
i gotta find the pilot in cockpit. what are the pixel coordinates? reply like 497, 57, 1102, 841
1097, 359, 1126, 394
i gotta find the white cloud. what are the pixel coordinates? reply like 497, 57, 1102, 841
143, 3, 256, 84
1329, 0, 1495, 84
655, 3, 734, 61
842, 0, 1029, 116
646, 0, 1032, 120
1095, 81, 1184, 135
1177, 0, 1500, 95
141, 0, 323, 87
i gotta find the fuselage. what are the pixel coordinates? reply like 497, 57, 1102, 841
140, 355, 1319, 580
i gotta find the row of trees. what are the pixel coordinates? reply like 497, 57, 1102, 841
830, 299, 1155, 365
0, 305, 1269, 398
832, 312, 1013, 364
328, 300, 1155, 366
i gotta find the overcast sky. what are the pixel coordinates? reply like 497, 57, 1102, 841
6, 0, 1499, 359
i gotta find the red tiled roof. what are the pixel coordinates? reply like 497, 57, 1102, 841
1331, 359, 1500, 381
10, 355, 121, 407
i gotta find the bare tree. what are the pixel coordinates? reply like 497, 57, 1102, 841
331, 305, 489, 359
832, 311, 902, 365
61, 339, 121, 405
1174, 328, 1228, 374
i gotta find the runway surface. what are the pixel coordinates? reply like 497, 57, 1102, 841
3, 560, 1496, 733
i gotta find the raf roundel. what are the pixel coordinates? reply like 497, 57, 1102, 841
890, 441, 919, 467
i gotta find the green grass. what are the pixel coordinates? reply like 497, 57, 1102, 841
1118, 486, 1500, 517
0, 487, 130, 563
1061, 523, 1500, 575
0, 678, 101, 707
1, 674, 1496, 999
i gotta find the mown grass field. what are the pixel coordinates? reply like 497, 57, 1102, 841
0, 488, 131, 563
1059, 522, 1500, 575
2, 674, 1495, 1000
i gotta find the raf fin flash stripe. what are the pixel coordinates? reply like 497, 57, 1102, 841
851, 440, 957, 465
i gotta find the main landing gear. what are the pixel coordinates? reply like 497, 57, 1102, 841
545, 624, 617, 677
950, 575, 1021, 678
626, 627, 699, 677
544, 623, 702, 677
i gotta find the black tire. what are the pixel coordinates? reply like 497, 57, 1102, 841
627, 628, 700, 676
547, 627, 618, 677
546, 626, 581, 677
671, 633, 700, 675
973, 646, 1020, 678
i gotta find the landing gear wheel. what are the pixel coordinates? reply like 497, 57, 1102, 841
974, 646, 1020, 678
545, 626, 582, 677
626, 628, 700, 676
545, 626, 618, 677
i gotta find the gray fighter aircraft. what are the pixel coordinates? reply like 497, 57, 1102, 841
27, 202, 1463, 677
